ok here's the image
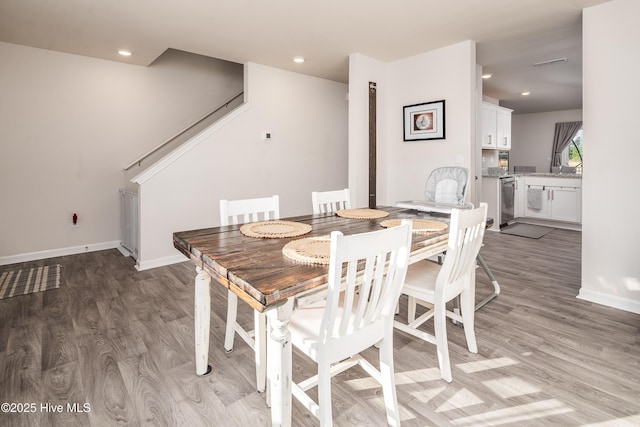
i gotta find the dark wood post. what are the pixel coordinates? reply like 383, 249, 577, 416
368, 82, 377, 209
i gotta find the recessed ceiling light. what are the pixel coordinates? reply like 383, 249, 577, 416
293, 56, 305, 63
521, 91, 531, 96
482, 73, 493, 79
118, 50, 132, 57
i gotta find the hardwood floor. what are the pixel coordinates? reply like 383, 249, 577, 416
1, 229, 638, 426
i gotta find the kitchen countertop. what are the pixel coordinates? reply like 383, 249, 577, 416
482, 172, 582, 179
518, 172, 582, 178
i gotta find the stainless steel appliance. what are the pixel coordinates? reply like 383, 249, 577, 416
498, 151, 509, 171
500, 176, 515, 226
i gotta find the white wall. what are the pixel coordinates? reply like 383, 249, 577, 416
348, 41, 477, 208
0, 43, 242, 263
510, 109, 583, 173
581, 0, 640, 314
134, 63, 348, 269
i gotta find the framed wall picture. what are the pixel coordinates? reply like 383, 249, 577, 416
403, 100, 445, 141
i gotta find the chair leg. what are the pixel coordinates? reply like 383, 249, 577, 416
379, 336, 401, 427
224, 290, 238, 352
459, 289, 478, 354
254, 312, 267, 393
434, 302, 452, 382
407, 296, 417, 322
317, 361, 333, 427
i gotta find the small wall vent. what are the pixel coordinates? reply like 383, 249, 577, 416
533, 58, 567, 67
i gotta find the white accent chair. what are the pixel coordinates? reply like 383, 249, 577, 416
219, 195, 279, 393
311, 188, 351, 214
289, 221, 412, 426
394, 203, 488, 383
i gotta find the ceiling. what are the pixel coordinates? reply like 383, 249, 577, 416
0, 0, 611, 114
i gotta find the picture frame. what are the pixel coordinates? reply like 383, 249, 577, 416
403, 100, 445, 141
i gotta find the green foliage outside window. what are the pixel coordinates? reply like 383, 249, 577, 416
568, 132, 583, 165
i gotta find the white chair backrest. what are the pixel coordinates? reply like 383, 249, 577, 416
311, 189, 351, 214
437, 203, 487, 301
321, 221, 412, 350
424, 167, 470, 206
220, 195, 280, 226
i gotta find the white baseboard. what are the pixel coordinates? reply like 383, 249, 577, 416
135, 253, 188, 271
0, 241, 121, 266
577, 288, 640, 314
1, 242, 190, 272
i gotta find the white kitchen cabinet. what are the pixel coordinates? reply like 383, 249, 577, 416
481, 104, 497, 148
523, 177, 582, 223
524, 186, 550, 219
480, 176, 500, 230
548, 186, 581, 222
497, 109, 512, 149
481, 102, 512, 150
514, 176, 525, 218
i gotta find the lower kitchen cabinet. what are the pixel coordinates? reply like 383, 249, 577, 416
514, 176, 525, 218
481, 176, 502, 231
524, 186, 550, 219
482, 175, 582, 229
549, 186, 581, 222
522, 177, 582, 223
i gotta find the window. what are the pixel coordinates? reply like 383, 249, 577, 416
561, 129, 583, 174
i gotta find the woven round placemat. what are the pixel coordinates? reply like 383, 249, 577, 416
380, 218, 448, 234
240, 220, 312, 239
282, 235, 331, 265
335, 208, 389, 219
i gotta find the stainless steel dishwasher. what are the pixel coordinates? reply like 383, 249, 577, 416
500, 176, 515, 227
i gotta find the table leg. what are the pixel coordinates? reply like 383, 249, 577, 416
266, 298, 294, 427
194, 267, 212, 375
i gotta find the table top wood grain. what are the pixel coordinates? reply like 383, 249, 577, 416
173, 207, 451, 312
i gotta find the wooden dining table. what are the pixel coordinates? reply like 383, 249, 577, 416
172, 206, 452, 426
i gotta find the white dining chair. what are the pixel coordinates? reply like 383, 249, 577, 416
311, 188, 351, 214
219, 195, 279, 393
394, 203, 487, 383
288, 220, 412, 427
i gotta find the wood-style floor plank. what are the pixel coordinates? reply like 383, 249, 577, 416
76, 331, 137, 426
0, 228, 638, 426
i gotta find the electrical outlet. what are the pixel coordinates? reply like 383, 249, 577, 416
262, 131, 272, 141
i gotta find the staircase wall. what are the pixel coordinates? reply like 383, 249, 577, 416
133, 62, 349, 270
0, 42, 242, 263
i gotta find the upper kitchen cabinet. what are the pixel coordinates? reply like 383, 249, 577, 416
481, 103, 497, 148
496, 108, 512, 150
481, 102, 512, 150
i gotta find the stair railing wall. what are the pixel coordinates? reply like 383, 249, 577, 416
124, 91, 244, 171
